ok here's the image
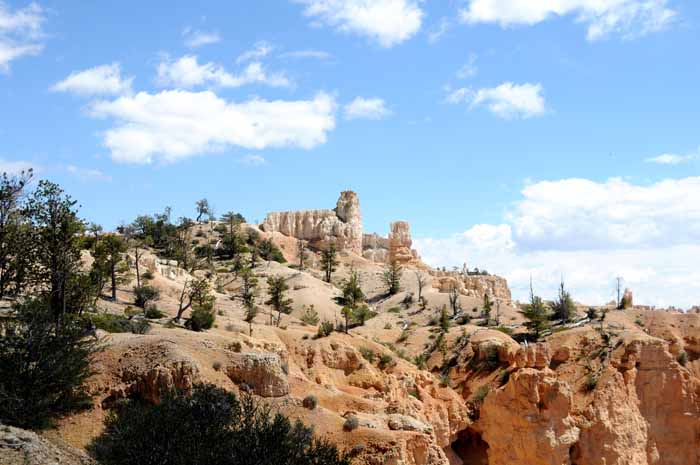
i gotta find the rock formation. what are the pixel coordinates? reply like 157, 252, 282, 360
261, 191, 363, 255
432, 271, 512, 303
363, 221, 421, 265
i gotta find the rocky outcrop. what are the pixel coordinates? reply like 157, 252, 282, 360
479, 369, 580, 465
433, 272, 512, 303
226, 352, 290, 397
261, 191, 363, 255
0, 424, 95, 465
363, 221, 421, 264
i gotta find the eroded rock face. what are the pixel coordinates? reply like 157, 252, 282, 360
362, 221, 421, 264
261, 191, 363, 254
479, 369, 580, 465
226, 352, 290, 397
0, 424, 95, 465
432, 272, 512, 303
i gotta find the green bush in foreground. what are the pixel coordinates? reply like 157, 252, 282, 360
90, 384, 349, 465
0, 298, 97, 429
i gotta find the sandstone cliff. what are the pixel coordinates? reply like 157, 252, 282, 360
261, 191, 363, 255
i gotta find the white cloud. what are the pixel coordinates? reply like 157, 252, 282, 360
51, 63, 134, 96
415, 176, 700, 308
0, 2, 45, 72
295, 0, 423, 48
459, 0, 677, 41
66, 165, 112, 182
238, 154, 267, 166
344, 97, 391, 120
645, 151, 697, 165
156, 55, 291, 89
456, 53, 478, 79
0, 158, 35, 174
279, 49, 332, 60
236, 41, 273, 64
88, 90, 337, 164
445, 82, 546, 119
182, 28, 221, 48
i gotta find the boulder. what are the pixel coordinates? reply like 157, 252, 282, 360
226, 352, 290, 397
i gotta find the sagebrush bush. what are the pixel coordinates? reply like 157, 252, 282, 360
93, 313, 150, 334
144, 305, 164, 319
0, 298, 97, 429
186, 304, 216, 332
89, 384, 349, 465
317, 321, 334, 338
134, 284, 160, 309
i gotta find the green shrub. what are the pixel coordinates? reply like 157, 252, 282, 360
212, 361, 222, 371
0, 299, 97, 429
317, 321, 334, 338
359, 347, 376, 363
186, 304, 216, 332
396, 329, 409, 343
472, 385, 490, 404
584, 373, 599, 392
141, 269, 154, 280
678, 351, 688, 366
93, 313, 150, 334
134, 284, 160, 309
300, 305, 320, 326
144, 305, 164, 319
384, 323, 393, 330
387, 306, 402, 314
89, 384, 349, 465
378, 354, 394, 370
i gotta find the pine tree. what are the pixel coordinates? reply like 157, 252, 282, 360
382, 258, 402, 295
552, 277, 576, 322
482, 294, 493, 325
521, 278, 550, 339
240, 267, 258, 336
265, 275, 293, 326
320, 244, 339, 283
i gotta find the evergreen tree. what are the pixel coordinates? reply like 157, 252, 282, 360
24, 181, 85, 323
297, 239, 308, 270
552, 277, 576, 322
240, 267, 258, 336
382, 258, 402, 295
320, 244, 339, 283
521, 279, 550, 339
0, 298, 96, 429
482, 294, 493, 325
94, 233, 128, 301
265, 275, 293, 326
0, 169, 32, 298
338, 268, 365, 333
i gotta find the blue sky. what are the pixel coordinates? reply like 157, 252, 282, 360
1, 0, 699, 307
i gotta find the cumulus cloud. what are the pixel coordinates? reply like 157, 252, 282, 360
0, 2, 45, 72
294, 0, 423, 48
459, 0, 677, 41
445, 82, 546, 119
182, 28, 221, 48
88, 90, 336, 164
156, 55, 291, 89
51, 63, 134, 96
343, 97, 391, 120
414, 176, 700, 308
